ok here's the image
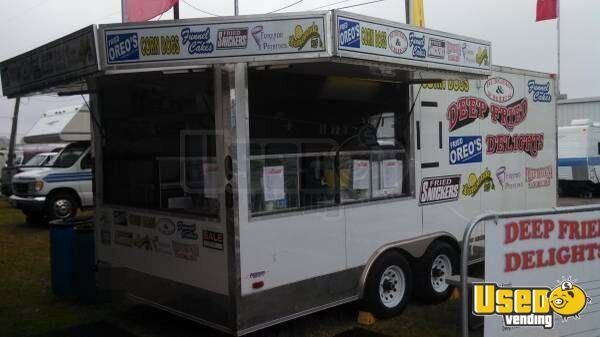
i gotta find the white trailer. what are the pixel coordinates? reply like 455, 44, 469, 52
558, 119, 600, 196
1, 11, 556, 336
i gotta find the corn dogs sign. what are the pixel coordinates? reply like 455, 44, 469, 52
482, 211, 600, 336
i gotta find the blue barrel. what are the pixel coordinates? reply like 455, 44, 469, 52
50, 220, 76, 298
74, 224, 96, 303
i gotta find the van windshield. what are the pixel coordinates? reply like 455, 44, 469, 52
53, 144, 88, 168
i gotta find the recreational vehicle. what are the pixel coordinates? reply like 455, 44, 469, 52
558, 119, 600, 196
0, 11, 557, 335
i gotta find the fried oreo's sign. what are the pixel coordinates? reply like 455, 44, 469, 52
419, 175, 461, 206
447, 97, 489, 132
486, 133, 544, 157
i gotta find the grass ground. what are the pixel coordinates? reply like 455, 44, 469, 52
0, 196, 467, 337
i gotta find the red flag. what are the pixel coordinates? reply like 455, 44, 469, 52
536, 0, 558, 22
124, 0, 179, 22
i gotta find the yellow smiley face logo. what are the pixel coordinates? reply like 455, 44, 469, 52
549, 281, 590, 319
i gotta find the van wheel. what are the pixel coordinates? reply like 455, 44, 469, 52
414, 241, 458, 304
47, 193, 78, 220
362, 251, 412, 318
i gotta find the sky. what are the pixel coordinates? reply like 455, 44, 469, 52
0, 0, 598, 142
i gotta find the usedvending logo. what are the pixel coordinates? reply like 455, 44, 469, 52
181, 27, 214, 54
447, 42, 461, 62
528, 80, 552, 103
428, 38, 446, 59
106, 33, 139, 63
484, 77, 514, 103
526, 165, 553, 188
177, 221, 199, 240
338, 19, 361, 48
288, 22, 323, 50
388, 30, 408, 55
496, 166, 523, 190
157, 218, 176, 235
202, 230, 224, 251
419, 175, 461, 206
409, 32, 426, 58
462, 168, 495, 197
486, 133, 544, 157
216, 28, 248, 49
473, 279, 591, 329
447, 97, 489, 132
449, 136, 482, 165
490, 98, 528, 131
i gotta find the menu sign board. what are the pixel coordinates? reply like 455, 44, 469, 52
100, 15, 328, 68
0, 26, 99, 98
336, 12, 491, 73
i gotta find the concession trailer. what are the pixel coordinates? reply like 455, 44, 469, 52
0, 10, 557, 335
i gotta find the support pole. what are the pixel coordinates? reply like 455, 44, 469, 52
174, 1, 180, 19
6, 97, 20, 170
234, 0, 239, 16
405, 0, 411, 24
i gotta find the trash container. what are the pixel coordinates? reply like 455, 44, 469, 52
50, 219, 76, 298
50, 217, 96, 302
74, 220, 96, 303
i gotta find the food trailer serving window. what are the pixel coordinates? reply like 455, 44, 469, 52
248, 70, 410, 216
99, 71, 218, 218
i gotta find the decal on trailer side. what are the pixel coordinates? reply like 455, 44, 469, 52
490, 98, 528, 131
526, 165, 553, 188
447, 97, 489, 132
528, 80, 553, 103
449, 136, 483, 165
495, 166, 523, 190
462, 168, 495, 197
484, 77, 514, 103
419, 175, 461, 206
486, 133, 544, 157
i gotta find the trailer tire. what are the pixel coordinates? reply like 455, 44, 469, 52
414, 241, 458, 304
362, 250, 412, 319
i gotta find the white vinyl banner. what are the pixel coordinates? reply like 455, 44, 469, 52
336, 14, 491, 72
102, 15, 326, 66
482, 210, 600, 337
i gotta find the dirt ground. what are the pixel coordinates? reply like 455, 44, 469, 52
1, 196, 597, 337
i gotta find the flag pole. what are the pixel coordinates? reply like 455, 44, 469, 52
121, 0, 127, 22
557, 0, 561, 96
174, 1, 180, 19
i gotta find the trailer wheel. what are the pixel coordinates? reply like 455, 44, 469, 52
414, 241, 458, 304
46, 192, 78, 220
362, 250, 412, 318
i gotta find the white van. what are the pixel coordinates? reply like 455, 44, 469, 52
9, 141, 93, 221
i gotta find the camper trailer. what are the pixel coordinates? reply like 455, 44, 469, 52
558, 119, 600, 196
0, 11, 557, 336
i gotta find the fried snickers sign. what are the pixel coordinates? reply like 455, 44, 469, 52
419, 175, 461, 206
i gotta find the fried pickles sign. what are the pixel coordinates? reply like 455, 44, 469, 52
484, 210, 600, 337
